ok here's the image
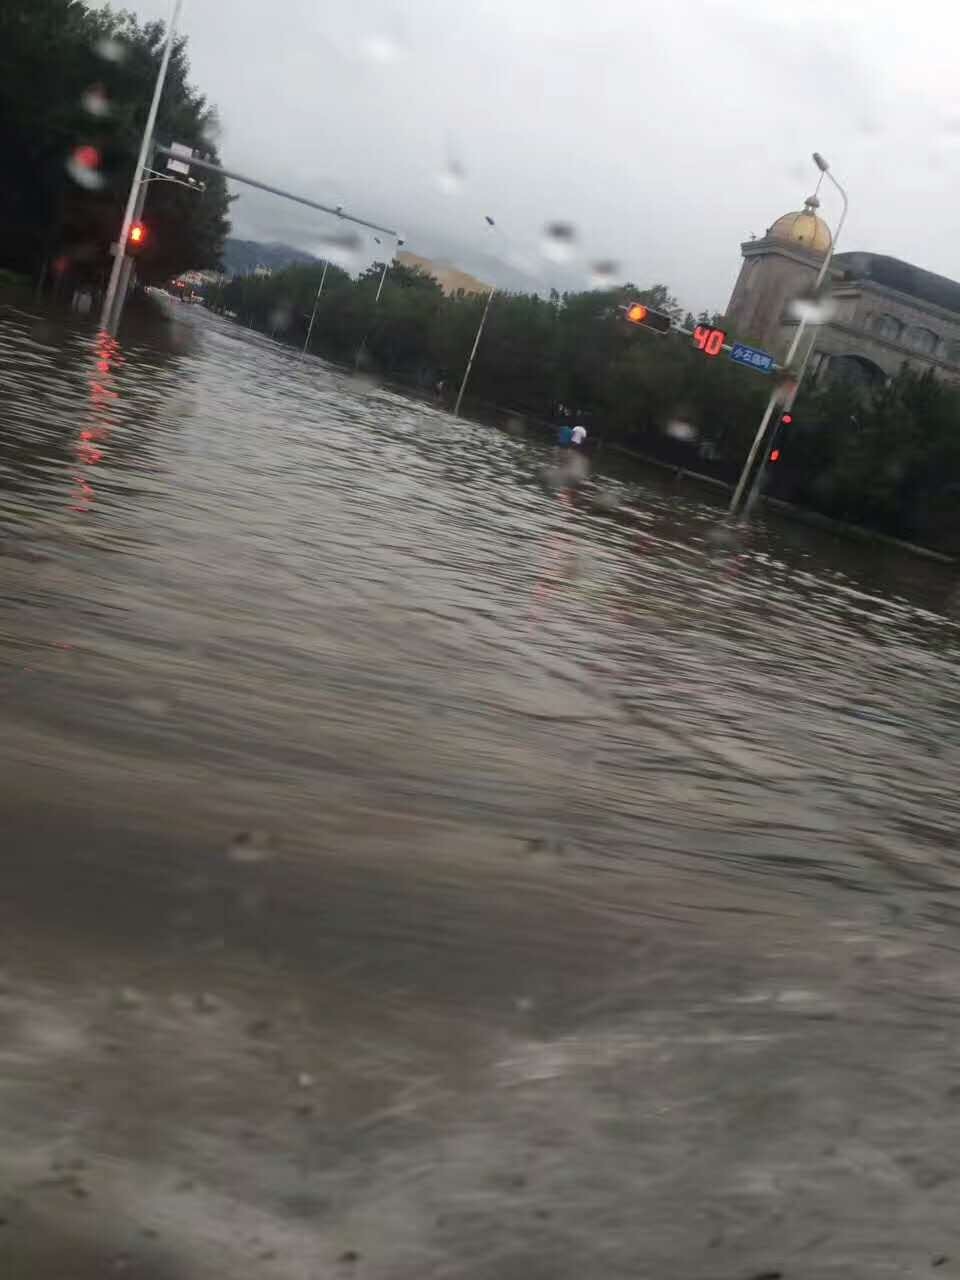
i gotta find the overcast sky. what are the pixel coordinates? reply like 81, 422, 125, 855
105, 0, 960, 313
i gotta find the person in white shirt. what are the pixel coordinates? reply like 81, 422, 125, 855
570, 424, 587, 447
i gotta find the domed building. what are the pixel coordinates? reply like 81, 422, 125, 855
725, 193, 960, 387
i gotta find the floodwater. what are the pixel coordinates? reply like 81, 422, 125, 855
2, 302, 960, 1279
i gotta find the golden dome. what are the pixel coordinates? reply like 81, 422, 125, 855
767, 195, 832, 255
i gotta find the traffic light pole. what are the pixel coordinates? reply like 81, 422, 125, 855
728, 154, 847, 521
100, 0, 183, 335
105, 169, 150, 333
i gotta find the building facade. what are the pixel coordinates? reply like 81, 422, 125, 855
725, 196, 960, 387
396, 250, 492, 298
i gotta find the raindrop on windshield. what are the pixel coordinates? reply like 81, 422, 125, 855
359, 32, 403, 63
268, 303, 293, 333
227, 830, 275, 864
540, 222, 577, 263
589, 259, 618, 287
665, 419, 698, 442
66, 145, 104, 190
81, 83, 110, 117
95, 36, 126, 62
436, 157, 465, 195
314, 230, 363, 269
789, 295, 836, 325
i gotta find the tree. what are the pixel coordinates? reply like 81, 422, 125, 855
209, 261, 960, 551
0, 1, 230, 290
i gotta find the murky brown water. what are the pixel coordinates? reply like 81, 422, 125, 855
3, 302, 960, 1278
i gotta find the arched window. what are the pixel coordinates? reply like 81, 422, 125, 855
905, 326, 938, 355
870, 313, 903, 342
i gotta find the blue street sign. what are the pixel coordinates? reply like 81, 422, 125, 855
730, 342, 775, 374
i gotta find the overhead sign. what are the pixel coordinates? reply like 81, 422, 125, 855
166, 140, 193, 176
730, 342, 775, 374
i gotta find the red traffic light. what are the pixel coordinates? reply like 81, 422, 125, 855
780, 412, 793, 426
623, 302, 672, 334
693, 325, 726, 357
769, 448, 781, 462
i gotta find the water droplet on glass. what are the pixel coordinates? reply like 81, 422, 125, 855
227, 830, 275, 864
193, 992, 220, 1014
296, 1072, 315, 1089
540, 222, 577, 263
591, 488, 620, 513
789, 295, 836, 324
436, 158, 465, 195
665, 420, 698, 443
81, 84, 110, 117
66, 145, 104, 190
128, 695, 168, 717
200, 114, 223, 147
315, 230, 363, 270
116, 986, 144, 1010
589, 259, 618, 288
95, 36, 126, 63
268, 303, 293, 333
360, 33, 402, 63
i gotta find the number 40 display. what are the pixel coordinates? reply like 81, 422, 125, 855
692, 325, 726, 357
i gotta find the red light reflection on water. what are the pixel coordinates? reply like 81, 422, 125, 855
71, 330, 119, 512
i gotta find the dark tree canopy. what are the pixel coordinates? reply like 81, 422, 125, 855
0, 0, 231, 288
209, 259, 960, 553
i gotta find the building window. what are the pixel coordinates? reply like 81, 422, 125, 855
870, 313, 903, 342
905, 326, 938, 355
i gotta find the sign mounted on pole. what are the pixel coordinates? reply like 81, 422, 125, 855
165, 140, 193, 176
730, 342, 775, 374
692, 324, 726, 357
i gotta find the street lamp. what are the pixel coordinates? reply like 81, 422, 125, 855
372, 235, 406, 303
728, 152, 849, 519
299, 259, 329, 361
453, 215, 500, 418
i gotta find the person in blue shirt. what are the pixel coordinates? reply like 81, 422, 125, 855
556, 424, 573, 448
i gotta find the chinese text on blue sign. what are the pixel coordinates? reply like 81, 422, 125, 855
730, 343, 774, 374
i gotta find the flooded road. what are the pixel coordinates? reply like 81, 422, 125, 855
3, 302, 960, 1278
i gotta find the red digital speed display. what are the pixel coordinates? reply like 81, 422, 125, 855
693, 325, 726, 357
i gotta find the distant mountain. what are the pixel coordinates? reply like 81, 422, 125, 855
221, 238, 319, 277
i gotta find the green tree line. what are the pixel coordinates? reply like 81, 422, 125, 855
210, 258, 960, 553
0, 0, 230, 293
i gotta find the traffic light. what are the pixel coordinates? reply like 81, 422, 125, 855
780, 412, 793, 427
127, 221, 148, 253
769, 448, 781, 462
622, 302, 672, 334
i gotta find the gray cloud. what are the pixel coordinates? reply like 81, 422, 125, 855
115, 0, 960, 311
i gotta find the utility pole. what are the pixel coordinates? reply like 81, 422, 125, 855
454, 287, 495, 418
100, 0, 183, 334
